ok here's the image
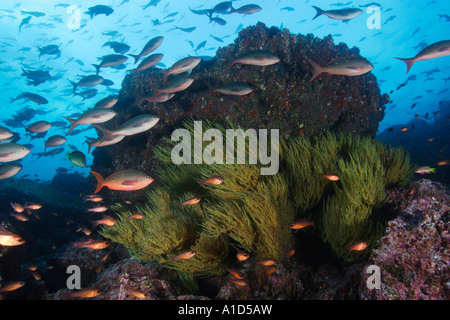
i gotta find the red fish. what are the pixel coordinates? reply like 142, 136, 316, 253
307, 56, 373, 82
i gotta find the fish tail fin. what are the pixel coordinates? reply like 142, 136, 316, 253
430, 167, 437, 173
126, 68, 137, 74
92, 64, 101, 75
64, 117, 77, 136
306, 58, 324, 82
92, 124, 114, 144
70, 81, 77, 93
312, 6, 324, 20
394, 57, 415, 74
90, 171, 105, 193
159, 69, 169, 83
129, 54, 140, 64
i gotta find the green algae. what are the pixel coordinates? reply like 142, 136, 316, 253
100, 121, 415, 274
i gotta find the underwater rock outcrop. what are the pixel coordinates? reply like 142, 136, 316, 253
91, 22, 388, 200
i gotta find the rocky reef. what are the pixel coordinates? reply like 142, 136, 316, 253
91, 22, 388, 200
42, 179, 448, 300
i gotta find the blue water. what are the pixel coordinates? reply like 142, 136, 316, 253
0, 0, 449, 182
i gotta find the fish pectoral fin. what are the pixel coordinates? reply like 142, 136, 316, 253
438, 46, 450, 52
346, 66, 363, 70
132, 123, 144, 128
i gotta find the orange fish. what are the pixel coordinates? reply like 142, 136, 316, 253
77, 227, 92, 236
289, 219, 315, 229
437, 160, 449, 166
125, 287, 149, 299
91, 215, 117, 228
25, 203, 42, 210
0, 281, 25, 293
31, 272, 41, 280
236, 251, 250, 261
0, 230, 26, 246
400, 127, 408, 132
230, 279, 247, 286
285, 249, 295, 256
24, 265, 38, 272
256, 259, 276, 266
200, 175, 224, 186
90, 170, 154, 193
348, 241, 368, 252
72, 239, 111, 250
172, 250, 196, 260
82, 194, 104, 202
66, 287, 102, 299
265, 266, 277, 276
322, 174, 340, 181
227, 268, 245, 280
10, 212, 29, 222
85, 205, 109, 213
128, 213, 145, 220
181, 197, 201, 206
10, 202, 25, 213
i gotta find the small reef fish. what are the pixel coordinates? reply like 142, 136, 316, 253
151, 75, 194, 98
82, 194, 104, 202
289, 220, 315, 229
90, 170, 154, 193
229, 4, 262, 15
225, 50, 280, 71
236, 251, 250, 261
85, 135, 125, 154
160, 56, 201, 82
45, 135, 67, 151
265, 266, 276, 276
64, 108, 117, 135
322, 174, 340, 181
25, 203, 42, 210
348, 241, 368, 252
395, 40, 450, 74
0, 126, 14, 140
307, 56, 373, 82
93, 114, 160, 145
93, 54, 128, 75
72, 239, 111, 250
172, 250, 196, 260
0, 163, 22, 180
10, 202, 25, 213
124, 287, 149, 299
67, 150, 86, 167
437, 160, 449, 166
127, 53, 164, 73
70, 75, 104, 93
128, 213, 145, 220
91, 215, 117, 228
256, 259, 276, 266
207, 81, 253, 96
129, 36, 164, 64
66, 287, 102, 299
0, 143, 31, 162
227, 268, 245, 280
414, 166, 436, 174
312, 6, 363, 21
26, 120, 52, 134
200, 175, 224, 186
0, 281, 26, 293
0, 230, 26, 246
230, 279, 247, 286
181, 197, 201, 206
94, 96, 118, 109
10, 212, 29, 222
85, 206, 109, 213
86, 5, 114, 19
10, 92, 48, 105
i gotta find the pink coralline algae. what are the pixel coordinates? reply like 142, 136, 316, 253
360, 179, 450, 300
